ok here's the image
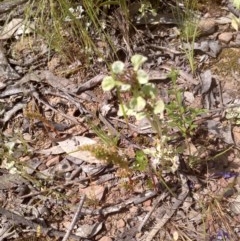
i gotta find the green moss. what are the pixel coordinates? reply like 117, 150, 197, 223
80, 144, 129, 169
213, 48, 240, 76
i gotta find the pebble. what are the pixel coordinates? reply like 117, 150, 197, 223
99, 236, 113, 241
117, 219, 125, 228
129, 206, 139, 214
236, 32, 240, 43
198, 18, 216, 36
143, 199, 152, 207
62, 221, 71, 229
218, 32, 233, 43
46, 155, 60, 167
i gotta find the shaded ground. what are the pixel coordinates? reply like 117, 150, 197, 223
1, 1, 240, 241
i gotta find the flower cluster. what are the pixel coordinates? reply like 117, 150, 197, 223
102, 54, 164, 120
143, 137, 179, 173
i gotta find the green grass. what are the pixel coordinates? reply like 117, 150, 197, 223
22, 0, 132, 65
3, 2, 237, 240
174, 0, 200, 74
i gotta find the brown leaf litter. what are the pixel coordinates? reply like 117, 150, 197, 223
1, 1, 240, 241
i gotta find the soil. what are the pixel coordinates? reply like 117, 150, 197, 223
0, 1, 240, 241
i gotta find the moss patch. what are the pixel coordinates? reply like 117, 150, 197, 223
212, 48, 240, 76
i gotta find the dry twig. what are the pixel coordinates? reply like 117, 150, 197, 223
0, 207, 86, 240
142, 174, 189, 241
62, 195, 86, 241
138, 192, 169, 232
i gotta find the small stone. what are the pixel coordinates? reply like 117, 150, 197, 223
236, 33, 240, 43
46, 156, 60, 167
135, 232, 142, 238
79, 185, 106, 201
117, 219, 125, 228
143, 199, 152, 207
198, 19, 216, 36
218, 32, 233, 44
63, 221, 71, 229
99, 236, 113, 241
23, 133, 32, 141
129, 206, 139, 214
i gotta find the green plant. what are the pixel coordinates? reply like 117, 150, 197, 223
23, 0, 131, 64
175, 0, 200, 73
102, 54, 164, 121
102, 54, 180, 175
24, 0, 96, 62
80, 144, 129, 169
0, 132, 30, 174
231, 0, 240, 31
225, 107, 240, 125
90, 123, 119, 146
233, 0, 240, 9
166, 69, 205, 138
102, 55, 205, 174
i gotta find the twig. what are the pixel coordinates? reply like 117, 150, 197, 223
76, 74, 105, 94
0, 207, 84, 241
147, 44, 182, 55
142, 174, 189, 241
62, 195, 86, 241
87, 189, 157, 216
31, 87, 79, 124
0, 224, 15, 240
138, 192, 169, 232
0, 0, 27, 14
1, 102, 26, 123
160, 64, 198, 85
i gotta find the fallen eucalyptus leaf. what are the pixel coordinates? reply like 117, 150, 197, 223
58, 136, 101, 164
201, 70, 212, 94
75, 222, 103, 238
37, 145, 65, 155
0, 18, 23, 40
230, 194, 240, 215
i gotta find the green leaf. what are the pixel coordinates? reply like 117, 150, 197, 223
233, 0, 240, 9
225, 111, 237, 119
131, 54, 147, 71
142, 83, 157, 98
117, 104, 128, 116
102, 76, 116, 91
135, 112, 146, 120
129, 96, 146, 112
236, 119, 240, 125
168, 68, 179, 82
134, 150, 148, 171
170, 155, 179, 173
137, 69, 149, 84
231, 15, 240, 31
118, 104, 135, 117
115, 80, 131, 91
111, 61, 125, 74
154, 99, 165, 114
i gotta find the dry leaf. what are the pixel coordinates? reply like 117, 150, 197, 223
0, 19, 23, 40
75, 222, 103, 238
58, 136, 102, 164
79, 185, 106, 201
231, 15, 240, 31
230, 195, 240, 215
